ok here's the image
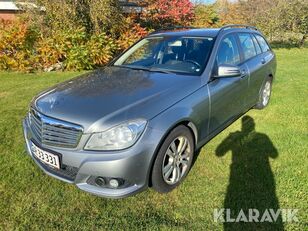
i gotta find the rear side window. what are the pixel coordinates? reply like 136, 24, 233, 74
238, 33, 257, 60
216, 34, 240, 66
251, 35, 262, 54
255, 34, 270, 52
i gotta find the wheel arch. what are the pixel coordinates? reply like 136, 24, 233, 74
147, 118, 198, 187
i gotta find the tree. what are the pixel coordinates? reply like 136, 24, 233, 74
215, 0, 246, 26
20, 0, 125, 37
140, 0, 195, 29
193, 4, 219, 28
213, 0, 307, 46
274, 0, 308, 45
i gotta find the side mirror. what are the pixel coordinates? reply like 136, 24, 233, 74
216, 64, 241, 78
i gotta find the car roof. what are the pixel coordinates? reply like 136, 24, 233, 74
149, 28, 220, 37
148, 27, 262, 38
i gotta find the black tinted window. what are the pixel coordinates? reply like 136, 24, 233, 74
255, 35, 270, 52
216, 34, 240, 66
239, 33, 257, 60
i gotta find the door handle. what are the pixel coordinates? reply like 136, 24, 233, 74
240, 69, 247, 78
261, 58, 266, 64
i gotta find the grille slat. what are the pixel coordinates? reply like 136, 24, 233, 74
43, 125, 81, 137
42, 134, 76, 143
32, 118, 42, 132
31, 118, 42, 138
29, 109, 83, 148
43, 139, 76, 146
32, 113, 42, 125
43, 130, 79, 140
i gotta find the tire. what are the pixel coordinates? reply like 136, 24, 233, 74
254, 77, 273, 109
151, 125, 195, 193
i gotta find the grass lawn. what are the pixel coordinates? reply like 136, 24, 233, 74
0, 48, 307, 230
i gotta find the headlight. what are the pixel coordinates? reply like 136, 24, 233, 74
84, 119, 147, 151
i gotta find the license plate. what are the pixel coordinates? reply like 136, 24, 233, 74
31, 142, 60, 169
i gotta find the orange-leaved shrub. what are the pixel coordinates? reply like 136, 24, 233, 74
0, 20, 119, 72
0, 19, 39, 72
45, 28, 119, 71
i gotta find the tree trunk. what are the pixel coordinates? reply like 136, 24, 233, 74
299, 34, 307, 47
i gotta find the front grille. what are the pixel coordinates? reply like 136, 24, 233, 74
29, 108, 83, 148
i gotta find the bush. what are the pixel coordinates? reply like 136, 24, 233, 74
1, 0, 307, 72
18, 0, 125, 37
0, 0, 197, 72
63, 29, 118, 70
0, 20, 119, 72
193, 4, 219, 28
0, 0, 126, 72
270, 32, 308, 48
140, 0, 194, 29
0, 20, 39, 72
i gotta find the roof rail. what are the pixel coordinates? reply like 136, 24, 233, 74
220, 24, 259, 31
149, 26, 199, 35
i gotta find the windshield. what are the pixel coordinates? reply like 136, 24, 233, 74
113, 36, 214, 75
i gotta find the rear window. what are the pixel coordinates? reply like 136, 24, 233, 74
238, 33, 257, 60
251, 35, 262, 54
255, 34, 270, 52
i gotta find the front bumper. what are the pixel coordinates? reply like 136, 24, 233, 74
22, 118, 162, 198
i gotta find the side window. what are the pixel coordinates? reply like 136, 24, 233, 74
251, 34, 262, 54
255, 34, 270, 52
238, 33, 257, 60
216, 34, 240, 66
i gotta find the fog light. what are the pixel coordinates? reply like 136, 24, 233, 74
95, 177, 106, 186
109, 179, 119, 188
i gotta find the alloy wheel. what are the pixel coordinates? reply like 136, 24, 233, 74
162, 136, 192, 185
262, 81, 271, 106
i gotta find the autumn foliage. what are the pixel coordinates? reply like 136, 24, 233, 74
141, 0, 194, 29
0, 0, 307, 72
0, 0, 196, 72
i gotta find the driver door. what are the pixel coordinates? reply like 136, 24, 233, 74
207, 33, 249, 135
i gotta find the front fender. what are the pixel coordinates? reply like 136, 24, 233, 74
148, 85, 210, 151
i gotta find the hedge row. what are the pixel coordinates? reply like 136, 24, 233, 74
0, 20, 147, 72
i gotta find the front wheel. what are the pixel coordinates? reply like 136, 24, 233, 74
254, 77, 273, 109
151, 125, 195, 193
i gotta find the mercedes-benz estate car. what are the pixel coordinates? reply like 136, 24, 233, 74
23, 25, 276, 198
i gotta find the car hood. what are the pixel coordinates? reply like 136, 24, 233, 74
33, 67, 201, 133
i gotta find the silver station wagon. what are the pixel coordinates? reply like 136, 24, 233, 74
23, 25, 276, 198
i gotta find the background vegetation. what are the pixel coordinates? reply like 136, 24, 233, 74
0, 1, 307, 229
0, 0, 307, 72
0, 48, 307, 230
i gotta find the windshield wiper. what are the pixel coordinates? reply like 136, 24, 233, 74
114, 65, 150, 71
114, 65, 175, 74
148, 67, 175, 74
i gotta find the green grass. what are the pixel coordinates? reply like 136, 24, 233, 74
0, 49, 307, 230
